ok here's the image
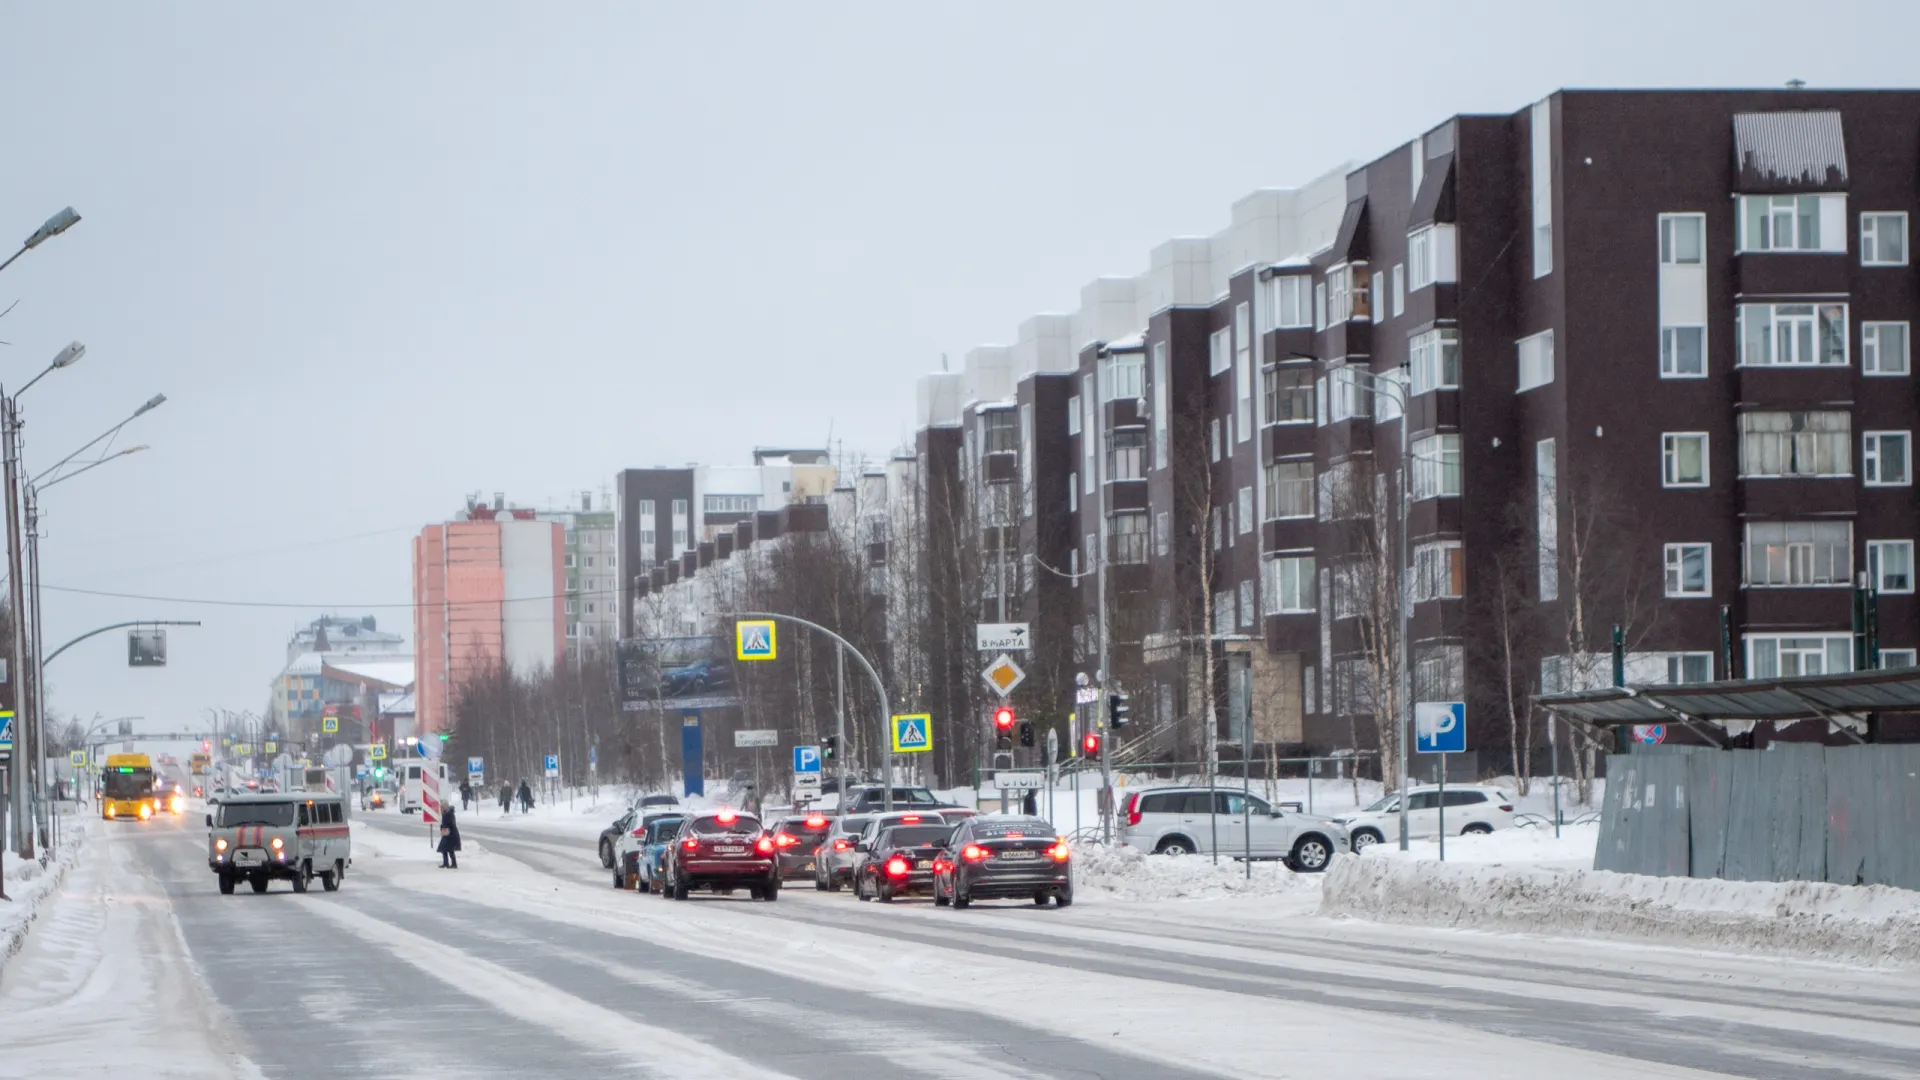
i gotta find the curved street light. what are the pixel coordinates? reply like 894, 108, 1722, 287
0, 207, 81, 276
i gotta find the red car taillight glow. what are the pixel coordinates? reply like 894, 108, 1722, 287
1126, 793, 1143, 827
901, 814, 921, 823
755, 836, 775, 855
886, 857, 909, 877
1048, 842, 1070, 862
632, 828, 648, 838
683, 837, 699, 851
805, 815, 827, 827
961, 844, 987, 862
716, 809, 738, 824
833, 838, 850, 851
775, 833, 800, 848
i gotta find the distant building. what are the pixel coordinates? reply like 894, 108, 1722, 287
413, 493, 566, 736
270, 615, 412, 744
539, 490, 619, 661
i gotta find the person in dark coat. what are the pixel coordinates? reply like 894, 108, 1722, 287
438, 805, 462, 868
499, 781, 512, 814
517, 779, 534, 813
459, 780, 472, 811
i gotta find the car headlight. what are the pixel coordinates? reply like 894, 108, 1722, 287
215, 838, 229, 851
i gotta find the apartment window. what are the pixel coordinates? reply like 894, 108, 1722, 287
1209, 328, 1232, 376
1531, 98, 1552, 277
1738, 303, 1847, 366
1234, 303, 1252, 438
704, 494, 759, 514
1268, 274, 1311, 328
1537, 439, 1558, 601
865, 564, 887, 597
1861, 212, 1908, 265
1271, 556, 1316, 613
565, 598, 577, 615
1863, 322, 1910, 376
1328, 364, 1371, 422
1408, 328, 1460, 395
1369, 272, 1384, 324
1101, 353, 1145, 402
1738, 411, 1851, 477
1662, 433, 1709, 487
1066, 395, 1081, 436
1882, 649, 1919, 669
672, 499, 688, 517
1415, 644, 1466, 702
1214, 590, 1236, 636
1313, 284, 1328, 331
1664, 543, 1711, 597
1659, 213, 1705, 264
1237, 486, 1253, 534
1152, 341, 1170, 469
1209, 507, 1222, 551
1082, 377, 1096, 494
640, 528, 655, 549
585, 602, 596, 615
1412, 433, 1463, 499
1107, 428, 1146, 481
1868, 540, 1914, 593
584, 556, 596, 568
1327, 264, 1369, 323
1331, 558, 1369, 620
1745, 522, 1851, 586
1265, 461, 1313, 519
1748, 634, 1851, 679
1412, 541, 1465, 601
1110, 512, 1149, 564
1864, 431, 1912, 486
1315, 376, 1327, 427
1516, 330, 1555, 392
1021, 401, 1034, 517
1155, 510, 1170, 557
1665, 653, 1713, 684
1262, 366, 1314, 424
1661, 326, 1706, 377
1374, 370, 1405, 422
564, 553, 576, 568
638, 499, 655, 518
1391, 264, 1405, 316
1408, 228, 1433, 289
1238, 581, 1255, 628
1736, 194, 1845, 253
981, 409, 1019, 454
1067, 475, 1077, 513
566, 622, 578, 639
1085, 532, 1096, 573
1209, 419, 1221, 462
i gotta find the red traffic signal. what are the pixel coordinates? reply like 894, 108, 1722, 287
1082, 733, 1102, 756
993, 707, 1016, 731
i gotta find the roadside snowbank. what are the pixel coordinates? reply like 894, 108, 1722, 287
1361, 822, 1599, 869
1073, 843, 1321, 905
1322, 855, 1920, 967
1, 816, 90, 965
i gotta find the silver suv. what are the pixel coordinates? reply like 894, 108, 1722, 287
1117, 786, 1347, 872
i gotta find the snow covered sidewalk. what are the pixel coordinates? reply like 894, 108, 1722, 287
2, 811, 93, 964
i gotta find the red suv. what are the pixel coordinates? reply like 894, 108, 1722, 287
661, 810, 781, 901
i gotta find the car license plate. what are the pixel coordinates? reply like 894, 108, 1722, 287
714, 845, 745, 855
998, 850, 1037, 860
234, 851, 262, 866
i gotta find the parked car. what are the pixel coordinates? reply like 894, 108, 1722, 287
1336, 786, 1515, 850
813, 814, 873, 891
599, 808, 638, 868
660, 809, 781, 901
617, 813, 688, 891
769, 813, 834, 881
854, 823, 955, 902
932, 815, 1071, 908
1116, 786, 1348, 871
637, 793, 681, 809
839, 785, 963, 814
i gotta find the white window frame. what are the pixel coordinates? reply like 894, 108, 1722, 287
1313, 283, 1328, 331
1209, 327, 1232, 377
1268, 275, 1311, 328
1880, 649, 1918, 670
1735, 194, 1847, 254
1411, 433, 1463, 500
1234, 303, 1253, 439
1744, 521, 1852, 587
1328, 364, 1372, 423
1746, 633, 1853, 679
1265, 460, 1314, 520
1861, 212, 1909, 266
1412, 540, 1464, 601
1407, 225, 1458, 291
1665, 653, 1714, 684
1271, 555, 1316, 614
1408, 328, 1460, 396
1862, 321, 1910, 376
1237, 486, 1253, 535
1659, 212, 1705, 265
1868, 539, 1915, 594
1066, 394, 1081, 436
1864, 431, 1912, 487
1664, 543, 1712, 598
1391, 263, 1406, 316
1516, 330, 1555, 392
1737, 303, 1849, 367
1661, 432, 1710, 488
1660, 325, 1706, 378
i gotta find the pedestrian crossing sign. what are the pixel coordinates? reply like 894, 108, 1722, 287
369, 742, 387, 761
322, 715, 339, 734
890, 713, 933, 754
735, 620, 777, 661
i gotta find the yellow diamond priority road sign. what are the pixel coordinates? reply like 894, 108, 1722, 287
981, 653, 1026, 698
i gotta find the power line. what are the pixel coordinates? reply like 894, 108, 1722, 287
40, 578, 643, 611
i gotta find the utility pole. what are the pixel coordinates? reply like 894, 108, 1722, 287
1095, 375, 1114, 843
4, 394, 32, 859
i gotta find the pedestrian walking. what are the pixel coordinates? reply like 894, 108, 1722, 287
438, 804, 462, 869
499, 781, 512, 815
517, 778, 534, 813
459, 780, 472, 811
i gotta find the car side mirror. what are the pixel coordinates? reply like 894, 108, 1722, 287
855, 842, 870, 853
1269, 809, 1285, 817
204, 814, 213, 827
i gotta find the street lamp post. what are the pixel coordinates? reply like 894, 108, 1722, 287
0, 207, 81, 277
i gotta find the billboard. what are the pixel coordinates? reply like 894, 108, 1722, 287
616, 635, 739, 711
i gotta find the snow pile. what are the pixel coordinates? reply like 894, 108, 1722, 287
1073, 843, 1322, 903
1322, 855, 1920, 966
1, 820, 90, 966
1361, 822, 1599, 869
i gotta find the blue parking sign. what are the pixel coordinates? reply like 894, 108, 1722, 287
1414, 702, 1466, 754
793, 746, 821, 774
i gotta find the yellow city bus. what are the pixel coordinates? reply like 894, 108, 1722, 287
102, 753, 157, 820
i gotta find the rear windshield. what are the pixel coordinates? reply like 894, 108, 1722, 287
970, 819, 1054, 840
880, 826, 952, 847
217, 803, 297, 828
832, 815, 871, 836
692, 815, 762, 835
778, 818, 832, 834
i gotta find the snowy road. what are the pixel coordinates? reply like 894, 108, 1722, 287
3, 811, 1918, 1080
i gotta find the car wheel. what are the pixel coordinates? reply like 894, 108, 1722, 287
1032, 891, 1049, 906
1290, 835, 1334, 873
1351, 828, 1384, 852
321, 861, 342, 892
672, 876, 690, 901
1463, 823, 1494, 836
826, 868, 843, 893
612, 866, 625, 890
953, 881, 971, 910
933, 881, 951, 907
747, 884, 763, 900
1154, 837, 1195, 856
814, 869, 828, 891
1054, 885, 1073, 908
217, 870, 235, 895
763, 877, 780, 902
290, 862, 311, 893
599, 840, 613, 868
856, 873, 872, 902
877, 880, 894, 903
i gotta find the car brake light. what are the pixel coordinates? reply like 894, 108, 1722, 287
755, 836, 775, 855
901, 814, 921, 823
683, 837, 700, 851
833, 838, 849, 851
1006, 831, 1023, 839
805, 815, 827, 827
1048, 842, 1070, 862
631, 828, 648, 838
1499, 804, 1514, 813
886, 857, 909, 877
775, 833, 799, 847
932, 859, 950, 872
716, 809, 737, 824
962, 844, 987, 862
1126, 794, 1143, 828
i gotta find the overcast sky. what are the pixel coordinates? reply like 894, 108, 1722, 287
2, 1, 1914, 738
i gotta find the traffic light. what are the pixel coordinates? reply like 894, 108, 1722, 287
373, 766, 386, 780
993, 707, 1015, 752
1018, 721, 1034, 748
823, 735, 838, 761
438, 732, 450, 743
1082, 733, 1102, 757
1109, 692, 1131, 729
